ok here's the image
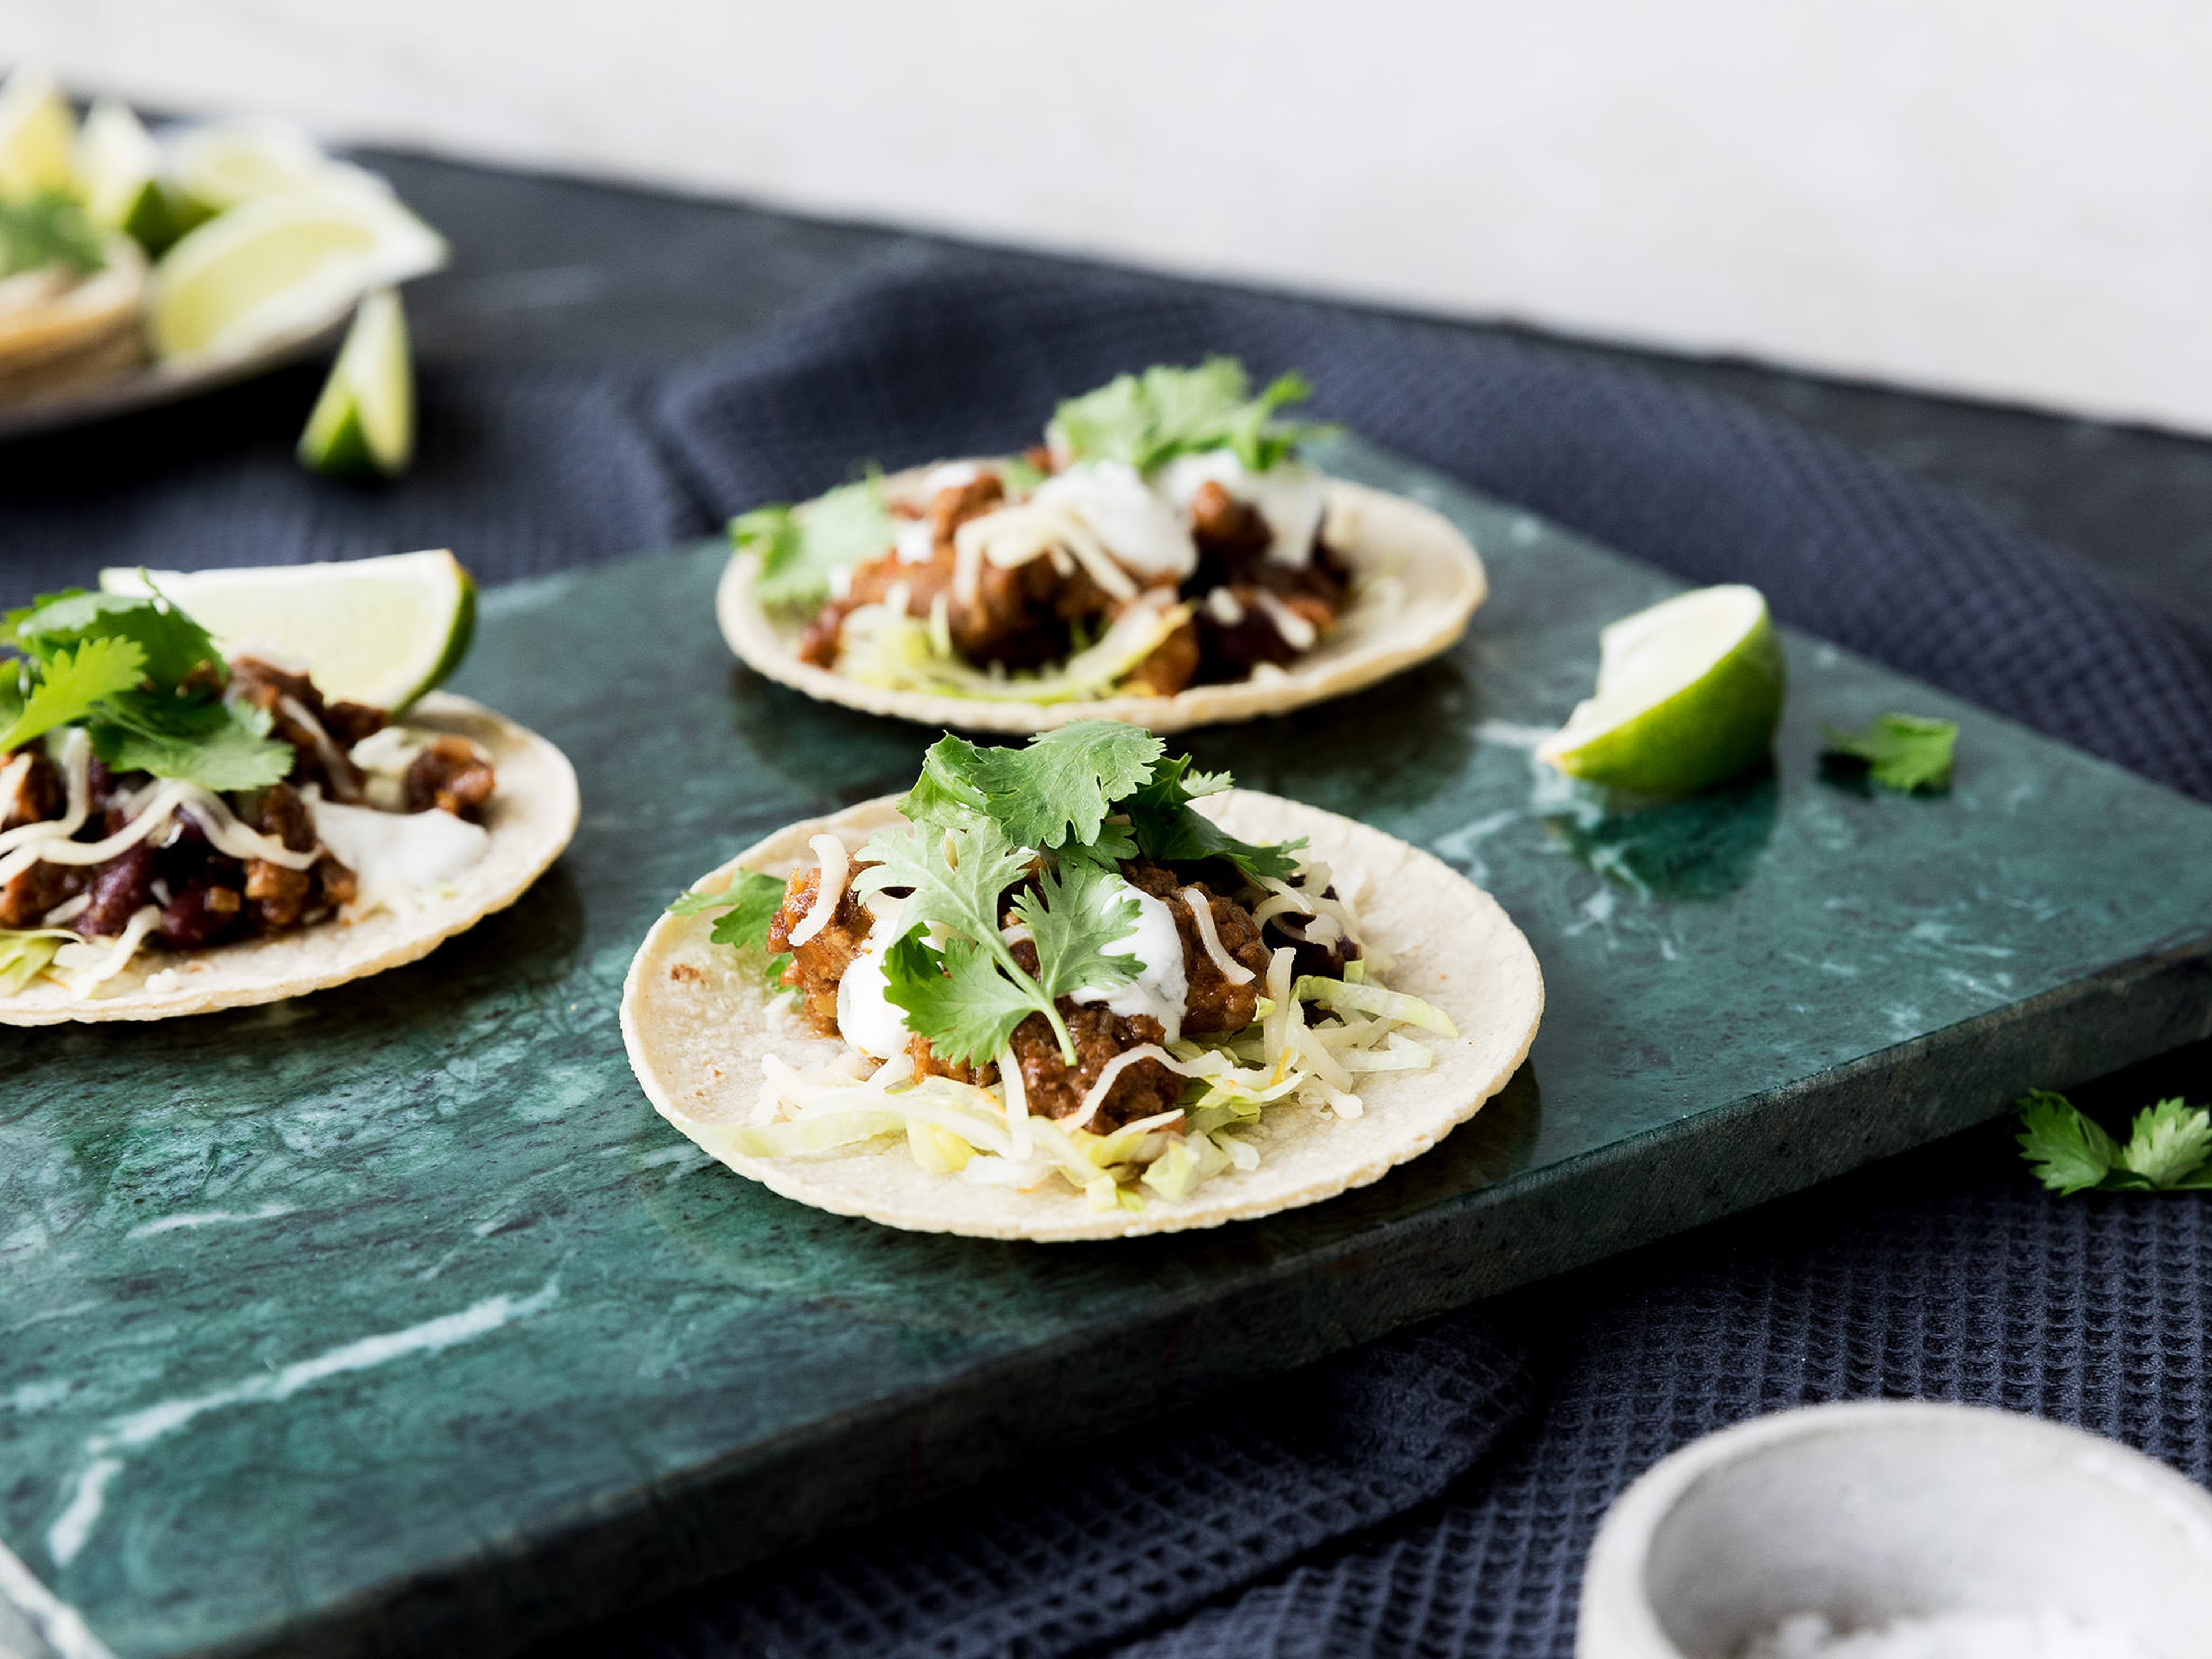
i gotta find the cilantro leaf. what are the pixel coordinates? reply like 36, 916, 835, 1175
903, 726, 1165, 851
7, 589, 221, 690
1124, 753, 1301, 880
669, 869, 789, 950
0, 194, 103, 279
1821, 713, 1958, 793
2017, 1089, 2212, 1195
2017, 1090, 2122, 1195
881, 932, 1038, 1068
736, 472, 895, 612
1010, 855, 1142, 1004
90, 697, 294, 791
2118, 1098, 2212, 1187
1051, 358, 1331, 475
0, 636, 148, 752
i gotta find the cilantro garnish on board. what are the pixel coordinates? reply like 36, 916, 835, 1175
1051, 358, 1332, 475
0, 586, 293, 790
1820, 713, 1958, 793
2016, 1090, 2212, 1194
734, 472, 895, 613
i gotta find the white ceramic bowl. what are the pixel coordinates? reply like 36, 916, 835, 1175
1578, 1400, 2212, 1658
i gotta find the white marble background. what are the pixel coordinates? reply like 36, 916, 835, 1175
3, 1, 2207, 432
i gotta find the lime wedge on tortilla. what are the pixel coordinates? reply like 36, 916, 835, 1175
298, 289, 413, 476
0, 66, 78, 202
99, 550, 475, 711
1536, 584, 1785, 796
75, 99, 195, 250
167, 116, 328, 213
146, 179, 446, 361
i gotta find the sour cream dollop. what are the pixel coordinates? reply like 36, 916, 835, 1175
310, 799, 490, 899
1157, 448, 1325, 567
1070, 877, 1190, 1044
836, 898, 914, 1059
1033, 460, 1197, 582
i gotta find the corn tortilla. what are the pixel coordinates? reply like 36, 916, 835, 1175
0, 693, 579, 1025
621, 790, 1543, 1241
717, 475, 1486, 734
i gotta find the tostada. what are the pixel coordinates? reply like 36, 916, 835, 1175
717, 359, 1486, 733
623, 722, 1541, 1240
0, 554, 577, 1022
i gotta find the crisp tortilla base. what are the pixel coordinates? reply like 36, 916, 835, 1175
0, 236, 148, 397
621, 791, 1543, 1241
717, 476, 1487, 734
0, 694, 580, 1025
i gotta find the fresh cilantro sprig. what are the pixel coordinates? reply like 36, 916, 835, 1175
857, 816, 1142, 1066
1051, 358, 1332, 475
1, 586, 293, 790
900, 727, 1298, 881
668, 869, 794, 991
0, 194, 104, 280
1821, 713, 1957, 793
736, 472, 895, 612
2017, 1089, 2212, 1195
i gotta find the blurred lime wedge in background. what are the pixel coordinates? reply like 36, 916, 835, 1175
0, 66, 78, 202
1536, 584, 1785, 796
75, 99, 196, 251
298, 289, 414, 476
100, 549, 475, 711
147, 180, 446, 361
168, 115, 328, 213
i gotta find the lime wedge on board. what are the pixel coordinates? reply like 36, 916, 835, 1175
100, 550, 475, 712
146, 179, 446, 361
298, 289, 414, 476
0, 65, 78, 202
1536, 584, 1785, 796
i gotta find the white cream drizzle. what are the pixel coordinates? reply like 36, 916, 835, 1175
1070, 877, 1189, 1042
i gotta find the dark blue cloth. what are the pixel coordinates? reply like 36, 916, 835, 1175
11, 259, 2210, 1659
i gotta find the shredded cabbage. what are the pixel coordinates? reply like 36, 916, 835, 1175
835, 594, 1190, 704
0, 928, 71, 996
737, 868, 1456, 1205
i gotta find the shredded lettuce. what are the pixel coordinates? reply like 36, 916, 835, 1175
0, 928, 70, 996
736, 932, 1449, 1206
835, 596, 1188, 704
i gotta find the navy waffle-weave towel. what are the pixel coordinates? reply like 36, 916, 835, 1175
0, 360, 703, 589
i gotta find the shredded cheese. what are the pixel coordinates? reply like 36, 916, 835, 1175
1252, 591, 1319, 652
1181, 887, 1256, 985
787, 834, 850, 949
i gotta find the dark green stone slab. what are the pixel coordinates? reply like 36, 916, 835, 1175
6, 438, 2212, 1659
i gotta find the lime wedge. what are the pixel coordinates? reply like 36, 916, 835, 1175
75, 99, 195, 250
99, 550, 476, 711
0, 65, 78, 203
167, 116, 327, 214
298, 289, 413, 476
147, 179, 446, 362
1536, 584, 1785, 796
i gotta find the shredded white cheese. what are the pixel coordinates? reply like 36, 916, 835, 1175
787, 834, 850, 949
1181, 887, 1256, 985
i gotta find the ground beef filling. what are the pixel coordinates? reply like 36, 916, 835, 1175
797, 468, 1351, 691
786, 853, 1282, 1136
0, 663, 494, 955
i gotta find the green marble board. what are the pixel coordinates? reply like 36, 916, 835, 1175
7, 438, 2212, 1659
